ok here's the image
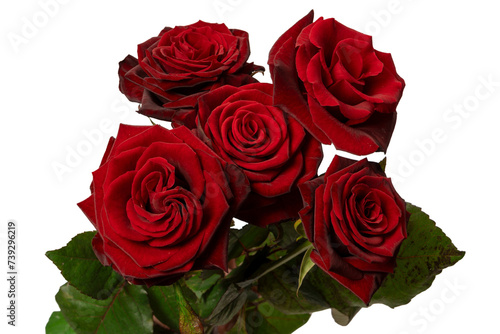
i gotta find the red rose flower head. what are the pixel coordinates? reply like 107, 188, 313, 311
299, 156, 408, 304
269, 11, 405, 155
78, 124, 249, 285
119, 21, 264, 128
196, 83, 323, 227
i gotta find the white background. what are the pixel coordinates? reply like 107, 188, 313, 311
1, 0, 498, 333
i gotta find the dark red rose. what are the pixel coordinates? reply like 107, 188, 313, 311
299, 156, 408, 304
195, 83, 323, 227
119, 21, 264, 128
77, 124, 249, 285
269, 11, 405, 155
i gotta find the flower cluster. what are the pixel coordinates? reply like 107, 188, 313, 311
86, 10, 407, 303
47, 10, 464, 334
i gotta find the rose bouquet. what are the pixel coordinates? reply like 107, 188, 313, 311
46, 11, 464, 334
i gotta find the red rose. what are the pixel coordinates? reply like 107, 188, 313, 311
299, 156, 408, 304
119, 21, 264, 128
77, 124, 249, 285
269, 11, 405, 155
196, 83, 323, 227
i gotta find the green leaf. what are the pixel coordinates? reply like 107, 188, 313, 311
226, 309, 248, 334
153, 323, 178, 334
258, 257, 363, 325
238, 241, 311, 289
175, 283, 203, 334
56, 282, 153, 334
45, 311, 76, 334
371, 203, 466, 308
258, 258, 330, 314
331, 308, 360, 326
379, 157, 387, 171
297, 246, 315, 294
242, 301, 310, 334
305, 267, 364, 325
228, 225, 270, 259
146, 285, 180, 332
294, 220, 307, 239
184, 271, 221, 299
269, 220, 301, 249
167, 271, 226, 321
193, 279, 227, 319
46, 232, 124, 299
207, 284, 248, 326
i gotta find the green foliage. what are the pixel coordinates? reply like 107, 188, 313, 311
228, 224, 270, 259
47, 203, 464, 332
45, 311, 76, 334
175, 283, 203, 334
46, 232, 124, 300
240, 301, 310, 334
258, 203, 465, 325
258, 258, 363, 324
56, 283, 153, 334
146, 285, 180, 332
371, 203, 466, 307
297, 246, 315, 294
207, 284, 249, 327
